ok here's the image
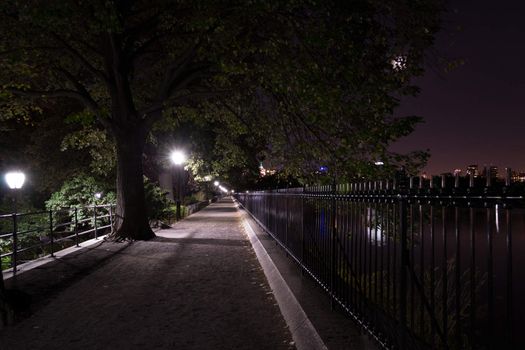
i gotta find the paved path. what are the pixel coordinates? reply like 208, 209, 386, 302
0, 198, 295, 350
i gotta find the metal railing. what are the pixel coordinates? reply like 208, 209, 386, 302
236, 174, 525, 350
0, 204, 115, 273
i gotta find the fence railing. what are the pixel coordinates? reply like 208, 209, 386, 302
235, 176, 525, 350
0, 204, 115, 273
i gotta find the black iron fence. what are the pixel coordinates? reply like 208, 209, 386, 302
0, 204, 115, 273
235, 175, 525, 350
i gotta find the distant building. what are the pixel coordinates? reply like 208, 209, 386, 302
511, 171, 525, 182
453, 168, 462, 176
466, 164, 479, 177
483, 165, 498, 179
259, 163, 276, 177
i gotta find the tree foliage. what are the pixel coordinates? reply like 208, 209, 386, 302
45, 175, 115, 210
0, 101, 105, 207
0, 0, 442, 239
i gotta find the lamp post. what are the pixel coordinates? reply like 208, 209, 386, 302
171, 150, 187, 221
4, 171, 25, 277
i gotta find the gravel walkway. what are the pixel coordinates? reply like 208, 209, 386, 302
0, 198, 295, 350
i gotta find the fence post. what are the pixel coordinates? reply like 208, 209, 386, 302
285, 188, 289, 248
94, 206, 98, 240
301, 186, 306, 277
398, 169, 408, 349
49, 210, 54, 257
331, 180, 337, 310
11, 213, 18, 274
74, 208, 79, 247
109, 205, 114, 233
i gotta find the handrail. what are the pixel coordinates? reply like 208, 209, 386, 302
0, 204, 116, 273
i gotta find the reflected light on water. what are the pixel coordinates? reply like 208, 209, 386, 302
495, 204, 500, 233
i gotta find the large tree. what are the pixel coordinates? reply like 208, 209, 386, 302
0, 0, 442, 240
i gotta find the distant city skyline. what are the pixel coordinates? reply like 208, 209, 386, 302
390, 1, 525, 175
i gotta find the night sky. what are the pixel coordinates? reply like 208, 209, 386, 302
391, 1, 525, 175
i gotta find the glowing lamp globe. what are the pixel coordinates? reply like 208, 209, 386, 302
171, 150, 187, 165
214, 181, 219, 186
5, 172, 25, 189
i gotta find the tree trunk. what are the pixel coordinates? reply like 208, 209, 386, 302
112, 127, 155, 240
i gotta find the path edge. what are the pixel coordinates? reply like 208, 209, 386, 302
239, 207, 328, 350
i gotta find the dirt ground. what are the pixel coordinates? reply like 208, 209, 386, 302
0, 199, 295, 350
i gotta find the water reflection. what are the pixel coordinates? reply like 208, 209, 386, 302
495, 204, 500, 233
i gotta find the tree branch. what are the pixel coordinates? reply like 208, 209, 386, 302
0, 46, 60, 56
217, 100, 252, 129
128, 31, 174, 62
166, 63, 211, 97
50, 32, 108, 83
157, 42, 202, 100
54, 67, 100, 112
140, 89, 230, 129
7, 87, 111, 130
8, 87, 87, 100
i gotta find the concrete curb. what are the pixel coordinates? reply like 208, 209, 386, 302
241, 213, 328, 350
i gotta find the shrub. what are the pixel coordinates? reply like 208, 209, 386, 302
144, 177, 172, 224
45, 175, 115, 231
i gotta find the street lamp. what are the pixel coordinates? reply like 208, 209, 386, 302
171, 150, 187, 165
171, 150, 187, 220
4, 171, 25, 277
214, 180, 219, 186
5, 171, 25, 214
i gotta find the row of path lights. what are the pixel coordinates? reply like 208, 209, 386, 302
213, 181, 233, 195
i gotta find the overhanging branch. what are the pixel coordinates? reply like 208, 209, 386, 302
140, 89, 230, 129
8, 87, 88, 100
0, 46, 60, 56
50, 32, 108, 83
54, 67, 100, 112
7, 87, 111, 130
157, 42, 202, 100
